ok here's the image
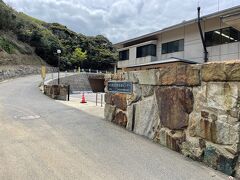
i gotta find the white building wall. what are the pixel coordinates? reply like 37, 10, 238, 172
129, 47, 136, 63
156, 36, 162, 60
161, 27, 184, 43
203, 17, 240, 61
117, 17, 240, 68
118, 41, 157, 68
159, 27, 185, 60
184, 23, 204, 63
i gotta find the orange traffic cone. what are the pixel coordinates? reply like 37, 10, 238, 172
81, 93, 87, 103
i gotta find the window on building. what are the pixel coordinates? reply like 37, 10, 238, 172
119, 50, 129, 61
161, 39, 184, 54
205, 27, 240, 47
136, 44, 156, 58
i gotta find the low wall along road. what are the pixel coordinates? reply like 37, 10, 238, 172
0, 65, 57, 82
47, 73, 105, 93
104, 60, 240, 177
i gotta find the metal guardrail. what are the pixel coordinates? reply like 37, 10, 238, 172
66, 69, 111, 74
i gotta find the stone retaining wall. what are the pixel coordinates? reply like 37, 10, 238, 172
104, 60, 240, 177
0, 65, 57, 82
44, 85, 69, 101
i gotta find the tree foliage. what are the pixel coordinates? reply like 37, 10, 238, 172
70, 47, 87, 67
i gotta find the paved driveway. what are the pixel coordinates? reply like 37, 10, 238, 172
0, 75, 228, 180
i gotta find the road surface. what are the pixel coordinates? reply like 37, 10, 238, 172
0, 75, 228, 180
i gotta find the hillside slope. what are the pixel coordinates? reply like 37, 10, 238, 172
0, 0, 117, 70
0, 31, 45, 66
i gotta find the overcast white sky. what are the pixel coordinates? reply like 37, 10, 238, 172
3, 0, 240, 43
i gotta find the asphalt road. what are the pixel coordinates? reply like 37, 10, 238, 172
0, 75, 228, 180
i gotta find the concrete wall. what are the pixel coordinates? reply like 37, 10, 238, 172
105, 60, 240, 177
48, 73, 105, 93
48, 73, 92, 92
118, 17, 240, 68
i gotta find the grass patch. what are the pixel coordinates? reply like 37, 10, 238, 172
0, 37, 21, 54
0, 37, 16, 54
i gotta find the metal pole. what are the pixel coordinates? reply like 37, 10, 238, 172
68, 85, 70, 101
51, 72, 53, 81
197, 7, 208, 62
96, 93, 98, 106
114, 64, 117, 74
101, 94, 103, 107
58, 53, 60, 85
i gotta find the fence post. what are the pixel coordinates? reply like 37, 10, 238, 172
96, 93, 98, 106
51, 73, 54, 81
68, 85, 70, 101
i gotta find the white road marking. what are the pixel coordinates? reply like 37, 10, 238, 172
14, 115, 41, 120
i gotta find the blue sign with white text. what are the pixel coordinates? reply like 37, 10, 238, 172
108, 81, 133, 94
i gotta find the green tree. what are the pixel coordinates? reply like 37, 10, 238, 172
70, 47, 87, 67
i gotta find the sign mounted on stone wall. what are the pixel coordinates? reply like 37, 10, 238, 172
108, 81, 133, 94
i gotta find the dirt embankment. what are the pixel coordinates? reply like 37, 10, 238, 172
0, 32, 56, 81
0, 31, 45, 66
